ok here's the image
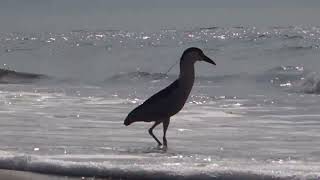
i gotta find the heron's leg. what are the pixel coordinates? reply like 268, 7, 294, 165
149, 121, 162, 146
162, 118, 170, 148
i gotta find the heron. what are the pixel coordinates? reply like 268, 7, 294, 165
124, 47, 216, 149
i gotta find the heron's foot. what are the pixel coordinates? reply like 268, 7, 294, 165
161, 145, 168, 152
156, 144, 162, 149
155, 145, 167, 152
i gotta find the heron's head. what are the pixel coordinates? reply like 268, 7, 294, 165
124, 110, 137, 126
124, 116, 133, 126
181, 47, 216, 65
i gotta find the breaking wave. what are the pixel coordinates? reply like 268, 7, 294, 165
3, 65, 320, 96
106, 71, 170, 82
0, 153, 316, 180
260, 66, 320, 94
0, 68, 50, 84
294, 72, 320, 94
258, 66, 306, 86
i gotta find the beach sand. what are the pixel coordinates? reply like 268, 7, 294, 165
0, 170, 121, 180
0, 169, 81, 180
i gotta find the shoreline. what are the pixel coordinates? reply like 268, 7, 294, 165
0, 169, 79, 180
0, 169, 291, 180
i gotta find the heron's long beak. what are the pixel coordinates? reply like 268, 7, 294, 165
202, 54, 216, 65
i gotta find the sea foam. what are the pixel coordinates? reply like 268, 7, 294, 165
0, 152, 319, 180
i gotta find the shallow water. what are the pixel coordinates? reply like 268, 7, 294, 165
0, 25, 320, 179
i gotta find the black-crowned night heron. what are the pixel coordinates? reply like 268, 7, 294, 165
124, 47, 216, 149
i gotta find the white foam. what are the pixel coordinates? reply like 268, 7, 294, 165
0, 153, 319, 179
49, 154, 147, 160
180, 105, 242, 119
261, 114, 320, 118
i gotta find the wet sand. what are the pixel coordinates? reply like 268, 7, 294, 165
0, 169, 79, 180
0, 170, 122, 180
0, 169, 286, 180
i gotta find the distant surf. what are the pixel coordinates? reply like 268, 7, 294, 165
105, 66, 320, 95
0, 68, 49, 84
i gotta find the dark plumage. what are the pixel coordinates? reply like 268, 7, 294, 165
124, 47, 216, 149
126, 80, 179, 122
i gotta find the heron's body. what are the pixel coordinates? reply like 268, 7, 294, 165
127, 63, 194, 121
124, 47, 215, 149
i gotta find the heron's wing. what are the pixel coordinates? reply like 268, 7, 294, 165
142, 80, 179, 106
127, 80, 180, 121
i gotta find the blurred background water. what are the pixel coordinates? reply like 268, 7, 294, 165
0, 1, 320, 179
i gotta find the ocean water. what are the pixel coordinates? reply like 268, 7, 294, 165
1, 3, 320, 179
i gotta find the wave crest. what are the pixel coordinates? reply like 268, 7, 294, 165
106, 71, 170, 82
257, 66, 305, 86
0, 68, 49, 84
295, 72, 320, 94
0, 153, 306, 180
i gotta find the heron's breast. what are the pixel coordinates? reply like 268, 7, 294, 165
166, 86, 193, 115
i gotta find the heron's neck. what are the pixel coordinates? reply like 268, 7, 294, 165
179, 60, 195, 87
